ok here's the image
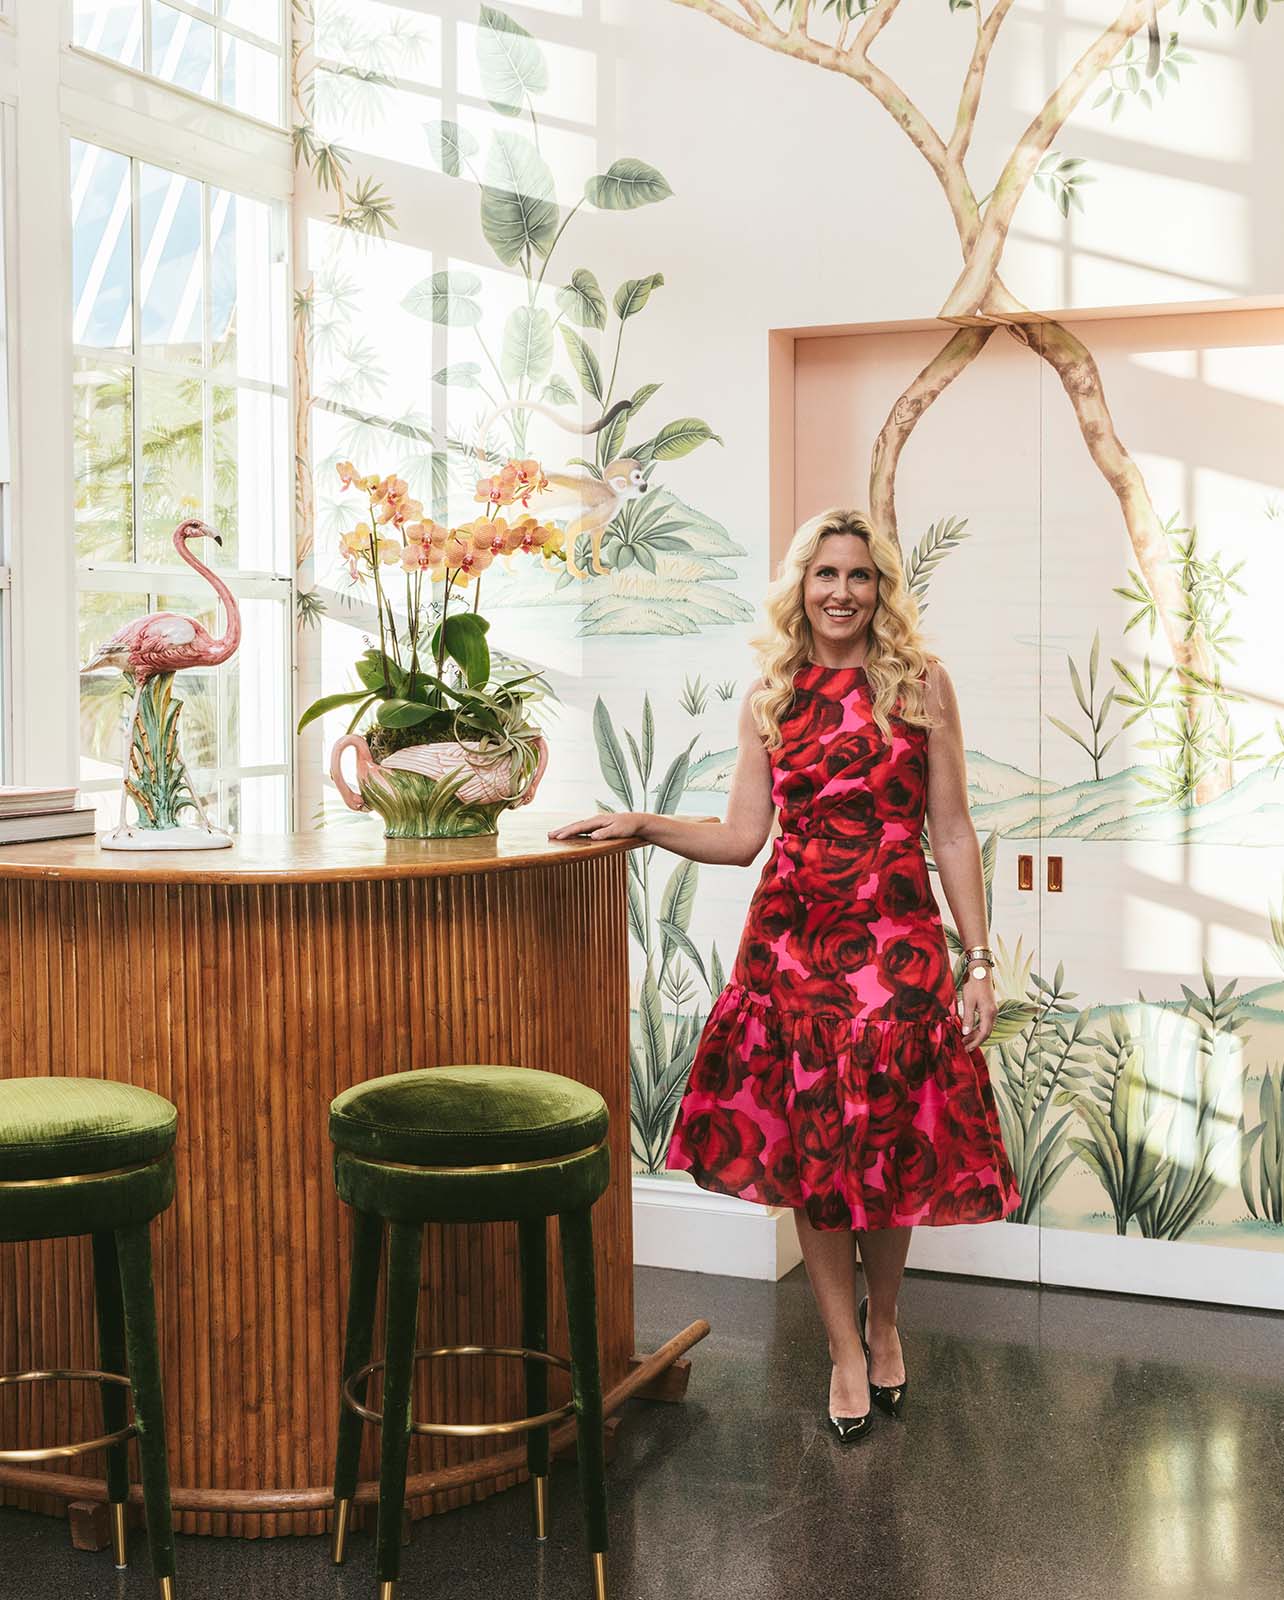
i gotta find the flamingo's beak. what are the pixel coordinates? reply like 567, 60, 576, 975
211, 531, 224, 546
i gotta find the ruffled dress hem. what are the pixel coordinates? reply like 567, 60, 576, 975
664, 982, 1022, 1233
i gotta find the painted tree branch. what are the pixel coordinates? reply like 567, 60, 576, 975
869, 325, 995, 545
949, 0, 1017, 164
850, 0, 903, 57
736, 0, 779, 29
669, 0, 954, 196
941, 0, 1171, 315
1000, 312, 1231, 800
674, 0, 1233, 800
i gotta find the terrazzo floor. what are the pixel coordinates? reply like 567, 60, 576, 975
2, 1263, 1281, 1600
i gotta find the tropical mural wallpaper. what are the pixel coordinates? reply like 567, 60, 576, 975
289, 0, 1284, 1287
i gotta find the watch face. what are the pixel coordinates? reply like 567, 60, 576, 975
970, 964, 989, 982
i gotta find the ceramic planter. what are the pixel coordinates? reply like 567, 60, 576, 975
330, 731, 548, 838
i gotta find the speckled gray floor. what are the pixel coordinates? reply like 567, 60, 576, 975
2, 1264, 1282, 1600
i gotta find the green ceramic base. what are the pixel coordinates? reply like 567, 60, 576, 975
360, 766, 512, 838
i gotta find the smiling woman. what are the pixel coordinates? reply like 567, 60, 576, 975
551, 503, 1013, 1434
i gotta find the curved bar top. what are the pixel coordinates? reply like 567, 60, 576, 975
0, 813, 638, 883
0, 816, 705, 1537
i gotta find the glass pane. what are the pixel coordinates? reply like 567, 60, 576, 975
221, 0, 282, 44
73, 0, 144, 68
74, 361, 134, 563
159, 662, 220, 776
209, 186, 278, 382
212, 386, 288, 572
221, 598, 286, 768
221, 33, 282, 123
78, 590, 140, 781
224, 775, 288, 833
151, 2, 216, 100
139, 162, 204, 365
71, 142, 133, 352
138, 370, 205, 564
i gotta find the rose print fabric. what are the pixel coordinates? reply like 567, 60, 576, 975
664, 662, 1021, 1231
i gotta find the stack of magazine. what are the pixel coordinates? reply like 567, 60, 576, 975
0, 786, 98, 845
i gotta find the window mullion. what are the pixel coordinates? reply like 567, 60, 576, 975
129, 153, 142, 564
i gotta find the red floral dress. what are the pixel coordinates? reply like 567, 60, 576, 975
664, 661, 1021, 1231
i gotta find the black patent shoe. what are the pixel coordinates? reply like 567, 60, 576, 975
826, 1408, 873, 1444
826, 1357, 872, 1442
858, 1294, 909, 1420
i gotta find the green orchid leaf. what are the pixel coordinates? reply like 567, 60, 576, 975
296, 687, 374, 733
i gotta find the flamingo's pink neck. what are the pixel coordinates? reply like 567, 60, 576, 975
174, 527, 241, 662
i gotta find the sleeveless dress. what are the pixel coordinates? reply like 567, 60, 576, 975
664, 661, 1021, 1231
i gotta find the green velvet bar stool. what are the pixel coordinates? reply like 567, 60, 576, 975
0, 1076, 179, 1596
328, 1064, 612, 1600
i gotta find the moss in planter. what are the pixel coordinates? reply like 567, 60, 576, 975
367, 723, 451, 764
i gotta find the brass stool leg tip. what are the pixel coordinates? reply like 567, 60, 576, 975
110, 1502, 128, 1567
331, 1497, 352, 1565
378, 1583, 398, 1600
592, 1549, 608, 1600
157, 1577, 175, 1600
531, 1473, 549, 1540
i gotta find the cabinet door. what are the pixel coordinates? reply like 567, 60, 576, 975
793, 328, 1043, 1279
1035, 308, 1284, 1309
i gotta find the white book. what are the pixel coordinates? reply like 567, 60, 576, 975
0, 785, 78, 818
0, 808, 98, 845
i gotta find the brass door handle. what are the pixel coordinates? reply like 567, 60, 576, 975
1047, 855, 1063, 892
1017, 854, 1033, 891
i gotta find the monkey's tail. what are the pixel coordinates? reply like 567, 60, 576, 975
1145, 4, 1161, 77
474, 398, 633, 467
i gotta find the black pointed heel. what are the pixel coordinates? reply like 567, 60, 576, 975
825, 1354, 872, 1442
858, 1294, 909, 1420
826, 1409, 872, 1444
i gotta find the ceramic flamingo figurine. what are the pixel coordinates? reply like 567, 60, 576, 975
84, 520, 241, 842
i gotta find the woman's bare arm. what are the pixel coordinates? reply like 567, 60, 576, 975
547, 683, 777, 867
923, 661, 997, 1043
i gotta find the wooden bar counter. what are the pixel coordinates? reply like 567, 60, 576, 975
0, 818, 707, 1536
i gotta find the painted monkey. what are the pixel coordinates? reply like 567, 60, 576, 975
478, 399, 649, 579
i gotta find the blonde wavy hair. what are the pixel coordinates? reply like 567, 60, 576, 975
749, 508, 937, 749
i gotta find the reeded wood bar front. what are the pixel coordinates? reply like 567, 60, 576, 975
0, 820, 704, 1536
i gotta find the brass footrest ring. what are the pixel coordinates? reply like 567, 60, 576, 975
0, 1369, 136, 1463
342, 1344, 574, 1438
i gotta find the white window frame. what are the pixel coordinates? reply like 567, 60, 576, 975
70, 0, 288, 131
2, 0, 294, 806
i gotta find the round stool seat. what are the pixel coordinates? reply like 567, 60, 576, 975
0, 1076, 177, 1181
330, 1065, 608, 1169
0, 1077, 178, 1245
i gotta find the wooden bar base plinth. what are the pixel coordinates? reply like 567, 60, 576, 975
0, 824, 707, 1536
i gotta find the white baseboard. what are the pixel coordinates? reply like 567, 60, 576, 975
631, 1175, 803, 1281
905, 1218, 1040, 1282
632, 1183, 1284, 1310
1038, 1227, 1284, 1312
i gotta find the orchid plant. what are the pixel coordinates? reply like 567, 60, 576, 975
298, 458, 565, 765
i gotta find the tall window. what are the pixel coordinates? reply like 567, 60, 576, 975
72, 1, 286, 126
72, 138, 292, 831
